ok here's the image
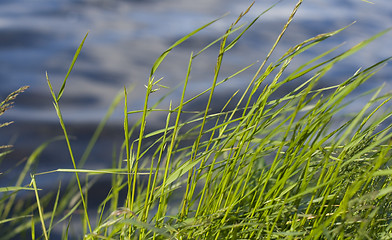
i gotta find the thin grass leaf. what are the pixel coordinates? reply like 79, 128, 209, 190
150, 15, 227, 76
57, 32, 89, 101
30, 174, 49, 240
0, 186, 37, 192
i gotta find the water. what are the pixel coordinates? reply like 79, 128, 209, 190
1, 0, 391, 199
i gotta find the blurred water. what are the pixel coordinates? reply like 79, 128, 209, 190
0, 0, 391, 182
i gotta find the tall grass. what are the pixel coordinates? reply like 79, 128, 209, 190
2, 1, 392, 239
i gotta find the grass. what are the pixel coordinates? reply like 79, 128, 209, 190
2, 1, 392, 239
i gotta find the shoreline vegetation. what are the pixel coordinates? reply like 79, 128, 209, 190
2, 1, 392, 239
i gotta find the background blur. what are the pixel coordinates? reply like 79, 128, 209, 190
1, 0, 391, 186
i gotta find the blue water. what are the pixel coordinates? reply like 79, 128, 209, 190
1, 0, 391, 191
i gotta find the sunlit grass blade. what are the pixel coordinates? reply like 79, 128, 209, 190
46, 37, 92, 233
30, 174, 49, 240
150, 15, 227, 76
57, 32, 89, 101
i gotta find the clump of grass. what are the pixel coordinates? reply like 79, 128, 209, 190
3, 1, 392, 239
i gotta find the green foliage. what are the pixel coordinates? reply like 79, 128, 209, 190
2, 1, 392, 239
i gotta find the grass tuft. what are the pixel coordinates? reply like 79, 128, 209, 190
1, 1, 392, 239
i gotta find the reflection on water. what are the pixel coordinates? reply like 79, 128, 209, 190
0, 0, 391, 184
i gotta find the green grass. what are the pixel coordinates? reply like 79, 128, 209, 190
2, 1, 392, 239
